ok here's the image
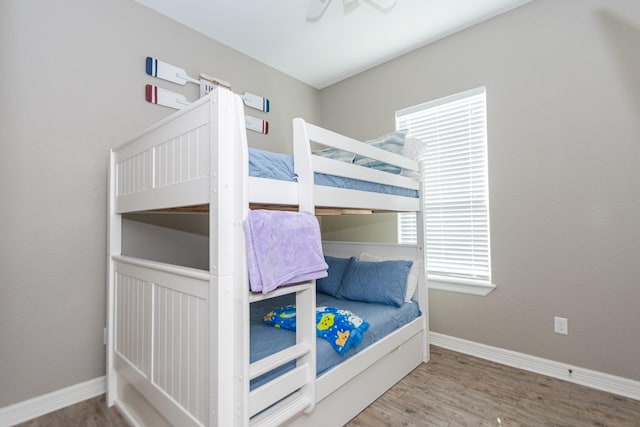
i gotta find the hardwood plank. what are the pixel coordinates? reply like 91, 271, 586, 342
347, 346, 640, 427
13, 395, 126, 427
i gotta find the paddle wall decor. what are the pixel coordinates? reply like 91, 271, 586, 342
144, 56, 270, 134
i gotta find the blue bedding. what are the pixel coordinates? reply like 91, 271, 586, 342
263, 305, 370, 356
249, 292, 421, 390
248, 148, 418, 198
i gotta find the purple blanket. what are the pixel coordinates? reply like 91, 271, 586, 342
243, 210, 328, 294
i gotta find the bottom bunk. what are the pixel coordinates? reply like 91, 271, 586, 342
109, 241, 428, 427
252, 296, 425, 427
250, 293, 420, 390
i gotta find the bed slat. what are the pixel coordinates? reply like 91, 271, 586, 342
249, 343, 312, 381
248, 364, 312, 417
250, 393, 312, 427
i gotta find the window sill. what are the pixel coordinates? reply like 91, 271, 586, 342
428, 279, 496, 296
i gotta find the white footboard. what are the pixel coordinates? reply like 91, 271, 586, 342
113, 256, 210, 427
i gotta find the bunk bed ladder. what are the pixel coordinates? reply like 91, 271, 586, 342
245, 118, 320, 426
248, 283, 316, 426
209, 88, 316, 426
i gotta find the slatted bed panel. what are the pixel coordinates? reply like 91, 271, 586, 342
113, 256, 210, 426
113, 97, 214, 213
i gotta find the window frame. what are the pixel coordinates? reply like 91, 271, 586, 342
396, 87, 495, 296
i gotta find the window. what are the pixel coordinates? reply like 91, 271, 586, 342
396, 87, 494, 296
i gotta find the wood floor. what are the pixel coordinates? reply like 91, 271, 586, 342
14, 394, 126, 427
348, 346, 640, 427
15, 346, 640, 426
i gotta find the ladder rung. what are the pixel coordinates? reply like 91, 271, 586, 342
249, 364, 312, 417
248, 281, 314, 303
250, 393, 312, 427
249, 343, 311, 381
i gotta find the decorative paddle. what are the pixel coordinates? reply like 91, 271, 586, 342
245, 115, 269, 135
145, 84, 189, 110
146, 57, 199, 85
144, 84, 269, 134
241, 92, 270, 113
146, 56, 270, 112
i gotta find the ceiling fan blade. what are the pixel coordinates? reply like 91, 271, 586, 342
366, 0, 396, 11
342, 0, 357, 13
307, 0, 332, 20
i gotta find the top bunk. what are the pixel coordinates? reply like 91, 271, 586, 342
111, 87, 420, 215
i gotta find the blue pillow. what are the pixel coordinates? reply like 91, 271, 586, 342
312, 147, 356, 163
353, 160, 402, 174
352, 130, 408, 174
337, 258, 413, 307
316, 256, 354, 297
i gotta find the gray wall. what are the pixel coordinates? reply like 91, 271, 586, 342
0, 0, 319, 407
320, 0, 640, 381
122, 219, 209, 270
321, 213, 397, 243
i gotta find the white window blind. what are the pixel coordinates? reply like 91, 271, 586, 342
397, 211, 417, 244
396, 87, 492, 286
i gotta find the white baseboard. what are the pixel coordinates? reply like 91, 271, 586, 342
430, 332, 640, 401
0, 376, 105, 427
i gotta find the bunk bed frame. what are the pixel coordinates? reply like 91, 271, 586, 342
107, 87, 429, 426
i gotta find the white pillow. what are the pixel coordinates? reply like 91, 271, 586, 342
359, 251, 422, 302
400, 137, 428, 180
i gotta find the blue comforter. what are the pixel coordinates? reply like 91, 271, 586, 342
248, 148, 418, 198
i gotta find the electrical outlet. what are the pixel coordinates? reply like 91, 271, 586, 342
554, 316, 568, 335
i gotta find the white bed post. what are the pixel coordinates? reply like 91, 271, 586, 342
208, 87, 249, 426
292, 118, 317, 414
235, 94, 251, 426
106, 149, 121, 406
416, 208, 430, 363
293, 118, 314, 213
417, 164, 430, 363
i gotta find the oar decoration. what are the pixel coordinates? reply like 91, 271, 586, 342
145, 56, 270, 112
144, 84, 269, 135
145, 84, 189, 110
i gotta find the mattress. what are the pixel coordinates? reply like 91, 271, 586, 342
249, 148, 418, 198
249, 292, 421, 389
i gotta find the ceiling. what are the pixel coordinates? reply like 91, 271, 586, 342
133, 0, 533, 89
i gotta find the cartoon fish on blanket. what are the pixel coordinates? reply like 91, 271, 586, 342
317, 313, 335, 330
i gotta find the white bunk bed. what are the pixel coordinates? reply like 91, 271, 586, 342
107, 87, 429, 427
